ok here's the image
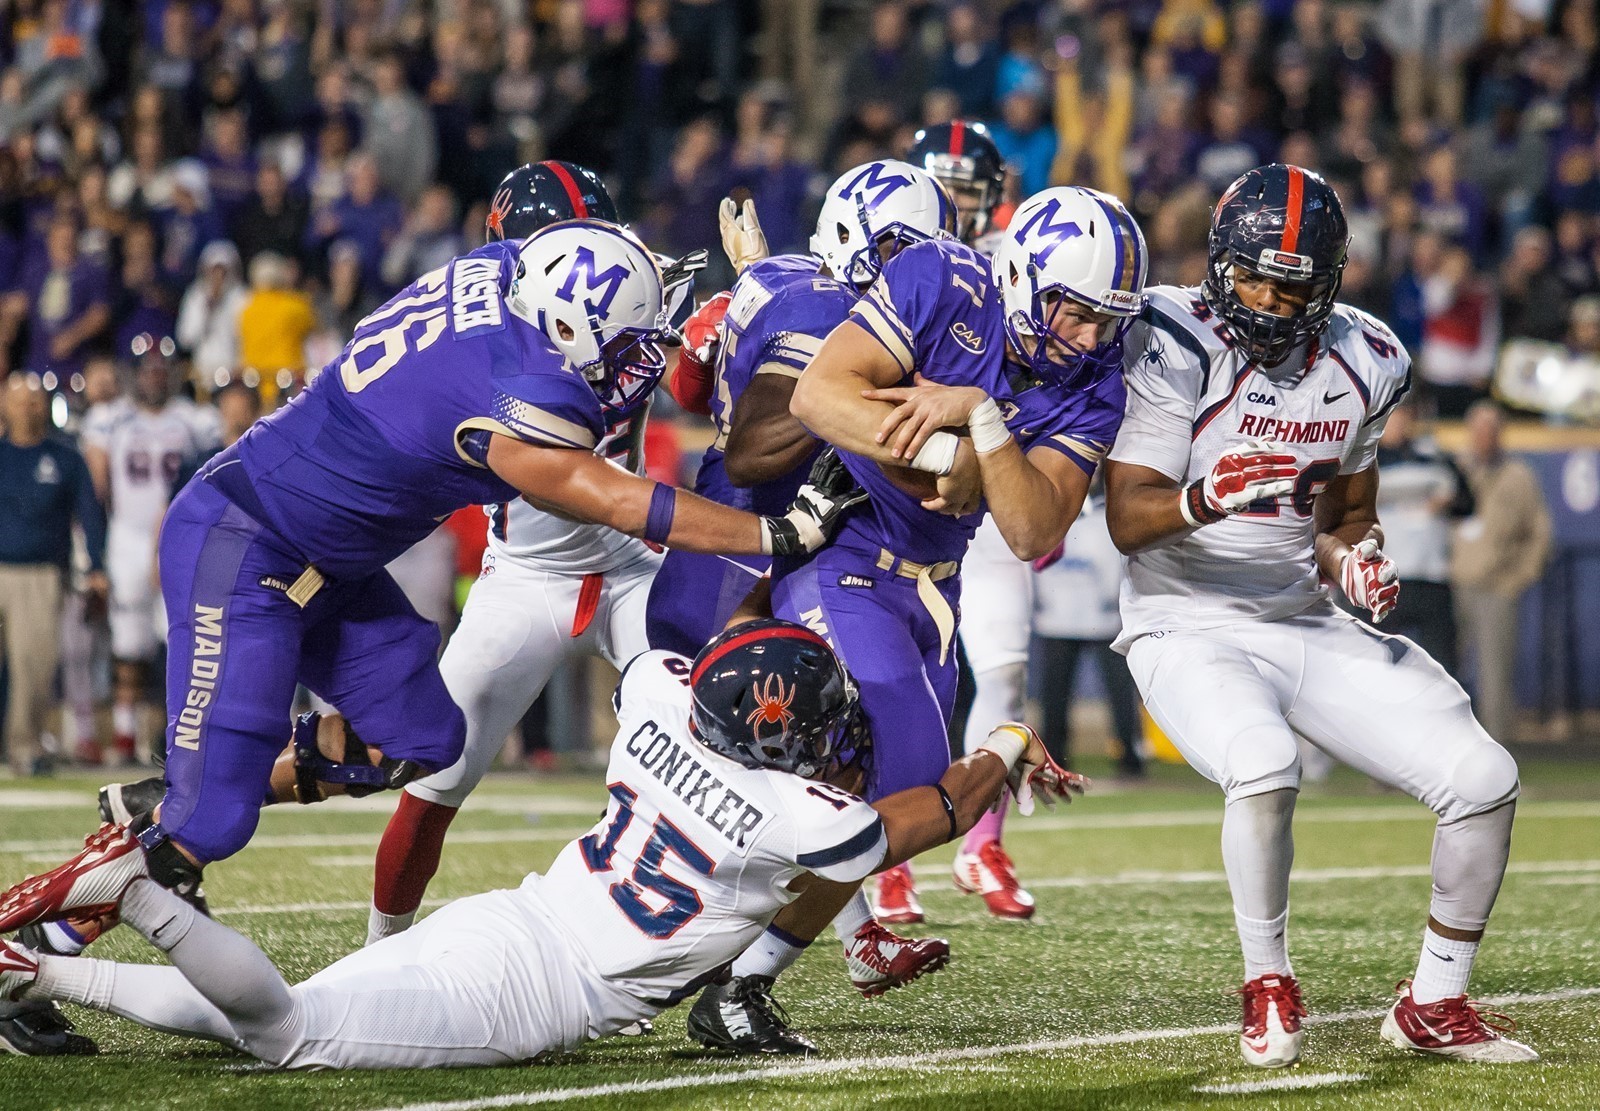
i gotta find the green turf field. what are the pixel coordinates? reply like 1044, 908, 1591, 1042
2, 754, 1599, 1110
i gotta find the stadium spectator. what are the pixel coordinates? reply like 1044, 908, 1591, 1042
1417, 242, 1500, 418
991, 87, 1058, 200
365, 50, 437, 208
841, 0, 927, 124
935, 4, 1000, 119
382, 185, 465, 291
236, 251, 313, 407
0, 372, 105, 776
1451, 401, 1552, 743
1499, 226, 1571, 343
1, 213, 110, 381
176, 240, 248, 385
229, 161, 309, 274
112, 219, 178, 358
1371, 400, 1475, 674
307, 152, 403, 292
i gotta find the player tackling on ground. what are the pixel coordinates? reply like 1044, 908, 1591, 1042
0, 621, 1078, 1068
1103, 164, 1535, 1066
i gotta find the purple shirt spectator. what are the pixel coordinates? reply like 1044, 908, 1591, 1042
1414, 147, 1490, 263
306, 154, 403, 293
17, 220, 110, 378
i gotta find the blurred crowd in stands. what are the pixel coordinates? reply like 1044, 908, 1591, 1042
0, 0, 1582, 772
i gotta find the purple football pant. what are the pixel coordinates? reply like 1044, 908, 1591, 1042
155, 480, 465, 865
646, 548, 768, 657
772, 539, 958, 802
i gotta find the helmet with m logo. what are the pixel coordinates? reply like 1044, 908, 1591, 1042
508, 220, 673, 413
993, 187, 1149, 389
809, 159, 956, 290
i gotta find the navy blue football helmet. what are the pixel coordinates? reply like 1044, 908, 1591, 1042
486, 161, 619, 241
1203, 164, 1349, 365
689, 619, 859, 779
907, 119, 1006, 241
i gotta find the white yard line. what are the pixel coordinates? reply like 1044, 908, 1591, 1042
1193, 1072, 1367, 1095
5, 799, 1597, 858
363, 987, 1600, 1111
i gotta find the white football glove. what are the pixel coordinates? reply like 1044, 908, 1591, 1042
1180, 438, 1299, 527
719, 196, 769, 274
1339, 537, 1400, 623
980, 722, 1088, 816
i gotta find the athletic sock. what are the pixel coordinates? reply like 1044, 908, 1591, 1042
831, 891, 874, 943
371, 792, 458, 918
113, 703, 137, 751
731, 924, 810, 980
1235, 909, 1293, 981
1410, 927, 1478, 1004
365, 906, 416, 947
960, 798, 1005, 855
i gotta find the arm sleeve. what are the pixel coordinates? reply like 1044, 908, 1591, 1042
72, 451, 107, 571
790, 789, 889, 884
1107, 330, 1200, 481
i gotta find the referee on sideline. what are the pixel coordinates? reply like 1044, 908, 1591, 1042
0, 373, 106, 776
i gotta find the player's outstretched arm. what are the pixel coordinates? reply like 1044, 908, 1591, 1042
486, 434, 848, 558
724, 372, 817, 486
1104, 459, 1193, 553
870, 724, 1084, 870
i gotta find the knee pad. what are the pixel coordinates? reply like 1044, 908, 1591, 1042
1223, 728, 1301, 798
1449, 743, 1520, 814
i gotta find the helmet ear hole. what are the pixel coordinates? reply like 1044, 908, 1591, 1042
556, 320, 575, 342
836, 222, 850, 245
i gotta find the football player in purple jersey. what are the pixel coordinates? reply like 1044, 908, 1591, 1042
0, 221, 863, 937
708, 187, 1149, 1012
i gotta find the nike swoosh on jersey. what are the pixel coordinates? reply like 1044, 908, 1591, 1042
1323, 390, 1349, 404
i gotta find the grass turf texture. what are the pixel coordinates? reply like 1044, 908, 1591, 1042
2, 756, 1599, 1110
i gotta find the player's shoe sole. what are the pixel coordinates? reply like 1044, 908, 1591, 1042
0, 825, 148, 934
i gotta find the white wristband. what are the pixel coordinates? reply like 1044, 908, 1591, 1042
907, 430, 959, 475
967, 397, 1012, 454
977, 725, 1027, 771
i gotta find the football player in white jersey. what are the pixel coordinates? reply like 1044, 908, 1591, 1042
902, 119, 1043, 921
363, 163, 697, 948
0, 621, 1078, 1068
1104, 165, 1535, 1067
81, 337, 217, 765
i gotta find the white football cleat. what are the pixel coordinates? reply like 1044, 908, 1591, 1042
0, 938, 40, 1002
1380, 981, 1539, 1062
1238, 973, 1306, 1068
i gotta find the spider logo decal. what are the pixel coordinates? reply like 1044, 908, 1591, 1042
746, 673, 796, 735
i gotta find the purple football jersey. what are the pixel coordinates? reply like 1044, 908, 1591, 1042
844, 239, 1126, 564
205, 242, 611, 578
693, 254, 857, 515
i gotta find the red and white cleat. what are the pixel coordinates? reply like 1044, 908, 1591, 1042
1238, 973, 1306, 1068
0, 938, 40, 1002
1381, 981, 1539, 1062
872, 862, 924, 924
951, 841, 1035, 920
0, 824, 148, 934
845, 920, 950, 998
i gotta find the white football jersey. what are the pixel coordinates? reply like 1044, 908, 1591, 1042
485, 406, 652, 574
91, 401, 214, 534
1109, 286, 1410, 647
534, 650, 886, 1019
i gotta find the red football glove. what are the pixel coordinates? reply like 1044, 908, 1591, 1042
981, 722, 1089, 816
1339, 537, 1400, 623
667, 291, 732, 416
1182, 438, 1299, 526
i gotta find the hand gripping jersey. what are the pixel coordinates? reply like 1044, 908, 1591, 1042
203, 242, 613, 579
1109, 285, 1411, 647
532, 650, 887, 1024
846, 239, 1126, 566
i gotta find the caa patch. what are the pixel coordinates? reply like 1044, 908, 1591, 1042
949, 321, 985, 354
838, 574, 874, 590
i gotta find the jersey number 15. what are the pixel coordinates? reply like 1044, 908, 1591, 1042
580, 782, 716, 939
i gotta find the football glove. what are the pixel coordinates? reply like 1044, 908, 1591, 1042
760, 448, 869, 557
681, 290, 732, 365
1181, 438, 1299, 526
981, 722, 1087, 816
719, 195, 769, 273
1339, 537, 1400, 623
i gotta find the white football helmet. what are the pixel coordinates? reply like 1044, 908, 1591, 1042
809, 159, 956, 289
993, 187, 1149, 387
508, 220, 672, 412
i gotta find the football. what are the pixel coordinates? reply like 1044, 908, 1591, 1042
878, 460, 942, 502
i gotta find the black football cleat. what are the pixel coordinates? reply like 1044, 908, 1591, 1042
687, 975, 816, 1056
98, 776, 166, 826
0, 999, 97, 1056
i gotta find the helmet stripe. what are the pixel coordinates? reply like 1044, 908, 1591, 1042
1094, 195, 1128, 293
691, 625, 832, 686
950, 119, 965, 158
542, 161, 590, 219
1282, 165, 1304, 254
